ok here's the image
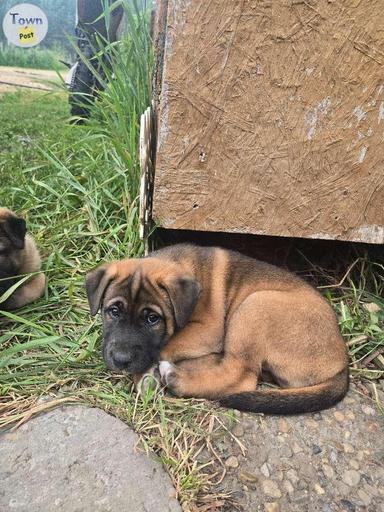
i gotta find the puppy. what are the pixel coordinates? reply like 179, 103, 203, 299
85, 244, 349, 414
0, 208, 45, 310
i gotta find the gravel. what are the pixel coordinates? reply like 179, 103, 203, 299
217, 383, 384, 511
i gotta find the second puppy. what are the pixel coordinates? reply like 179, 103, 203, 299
0, 208, 45, 310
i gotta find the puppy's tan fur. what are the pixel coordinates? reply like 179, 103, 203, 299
86, 244, 349, 414
0, 208, 45, 310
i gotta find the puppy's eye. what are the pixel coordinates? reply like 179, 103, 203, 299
108, 305, 121, 319
146, 312, 160, 325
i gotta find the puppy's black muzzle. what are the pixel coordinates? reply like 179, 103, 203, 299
102, 341, 156, 374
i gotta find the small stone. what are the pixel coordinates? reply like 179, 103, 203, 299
232, 423, 244, 437
344, 431, 351, 439
343, 470, 361, 486
314, 483, 325, 495
322, 464, 334, 479
332, 441, 344, 451
313, 413, 322, 420
290, 490, 308, 503
344, 396, 356, 405
260, 463, 270, 478
262, 479, 282, 499
275, 471, 284, 482
278, 444, 292, 458
265, 503, 280, 512
268, 453, 283, 469
338, 482, 351, 495
240, 471, 258, 483
363, 483, 379, 497
334, 411, 345, 422
340, 499, 356, 512
278, 418, 289, 433
287, 469, 299, 484
343, 442, 354, 454
356, 451, 365, 461
291, 441, 302, 454
363, 302, 381, 313
357, 490, 371, 506
283, 480, 294, 493
312, 444, 322, 455
225, 456, 239, 468
361, 405, 376, 416
297, 479, 307, 490
349, 460, 359, 470
330, 451, 338, 463
345, 411, 355, 421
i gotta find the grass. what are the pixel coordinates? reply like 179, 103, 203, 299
0, 3, 237, 509
301, 256, 384, 382
0, 43, 68, 70
0, 1, 383, 510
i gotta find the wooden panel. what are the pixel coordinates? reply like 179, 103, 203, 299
152, 0, 384, 244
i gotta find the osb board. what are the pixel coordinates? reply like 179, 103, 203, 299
152, 0, 384, 244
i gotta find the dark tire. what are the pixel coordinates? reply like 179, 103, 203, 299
68, 44, 96, 123
68, 0, 123, 123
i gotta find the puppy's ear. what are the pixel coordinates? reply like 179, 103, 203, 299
3, 215, 27, 250
85, 265, 113, 316
161, 276, 201, 330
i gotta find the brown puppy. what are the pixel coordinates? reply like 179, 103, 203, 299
86, 244, 349, 414
0, 208, 45, 310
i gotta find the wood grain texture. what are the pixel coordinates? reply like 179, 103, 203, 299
153, 0, 384, 243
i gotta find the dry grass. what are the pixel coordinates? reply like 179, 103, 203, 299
0, 2, 383, 510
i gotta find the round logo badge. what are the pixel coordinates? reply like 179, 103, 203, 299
2, 3, 48, 48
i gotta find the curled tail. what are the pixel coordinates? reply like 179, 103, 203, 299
219, 367, 349, 415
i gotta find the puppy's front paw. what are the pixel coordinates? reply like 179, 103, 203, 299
159, 360, 183, 396
159, 360, 176, 386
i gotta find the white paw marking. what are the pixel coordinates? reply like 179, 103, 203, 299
159, 360, 175, 385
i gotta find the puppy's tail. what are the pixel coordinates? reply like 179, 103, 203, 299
219, 367, 349, 415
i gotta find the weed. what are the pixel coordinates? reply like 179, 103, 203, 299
0, 2, 383, 510
0, 2, 235, 508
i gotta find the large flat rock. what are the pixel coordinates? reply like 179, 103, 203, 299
0, 406, 181, 512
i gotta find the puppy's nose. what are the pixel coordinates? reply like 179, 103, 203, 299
112, 351, 132, 368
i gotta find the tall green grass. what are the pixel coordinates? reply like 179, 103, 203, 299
0, 43, 67, 70
0, 2, 235, 508
0, 1, 383, 509
69, 1, 153, 190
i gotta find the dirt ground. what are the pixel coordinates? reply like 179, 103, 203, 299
0, 66, 65, 93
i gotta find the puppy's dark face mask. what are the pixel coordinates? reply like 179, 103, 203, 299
85, 259, 201, 374
0, 211, 26, 292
